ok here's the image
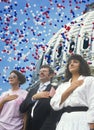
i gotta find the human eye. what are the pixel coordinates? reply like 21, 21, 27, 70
74, 60, 79, 63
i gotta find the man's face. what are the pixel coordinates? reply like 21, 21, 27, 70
39, 67, 52, 83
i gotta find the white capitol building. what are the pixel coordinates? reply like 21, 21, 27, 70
29, 3, 94, 89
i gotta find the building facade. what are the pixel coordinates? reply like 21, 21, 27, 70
28, 3, 94, 89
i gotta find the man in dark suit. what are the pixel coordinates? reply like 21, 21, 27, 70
20, 65, 62, 130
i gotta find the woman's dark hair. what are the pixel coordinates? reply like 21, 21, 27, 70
64, 54, 91, 82
10, 70, 26, 85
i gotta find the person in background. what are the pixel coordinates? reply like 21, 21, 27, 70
50, 54, 94, 130
20, 64, 62, 130
0, 70, 28, 130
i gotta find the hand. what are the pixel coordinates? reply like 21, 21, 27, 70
32, 91, 50, 100
3, 94, 18, 103
70, 79, 84, 91
89, 123, 94, 130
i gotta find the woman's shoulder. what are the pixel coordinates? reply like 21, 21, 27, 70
85, 75, 94, 79
19, 89, 28, 94
0, 90, 10, 97
84, 76, 94, 83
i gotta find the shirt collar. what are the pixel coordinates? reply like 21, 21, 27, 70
38, 81, 50, 92
40, 81, 50, 87
69, 75, 85, 83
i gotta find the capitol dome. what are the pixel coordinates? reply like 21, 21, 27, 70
28, 3, 94, 89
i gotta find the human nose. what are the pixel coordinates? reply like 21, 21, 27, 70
39, 71, 44, 74
69, 61, 74, 66
38, 72, 43, 76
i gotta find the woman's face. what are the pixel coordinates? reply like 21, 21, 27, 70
8, 72, 20, 85
68, 59, 80, 74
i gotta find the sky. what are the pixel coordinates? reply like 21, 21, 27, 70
0, 0, 94, 94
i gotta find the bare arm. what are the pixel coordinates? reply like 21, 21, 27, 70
0, 99, 6, 111
22, 113, 27, 130
60, 80, 83, 105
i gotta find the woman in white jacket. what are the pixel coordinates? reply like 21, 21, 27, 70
50, 54, 94, 130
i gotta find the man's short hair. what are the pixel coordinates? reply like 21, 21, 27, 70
40, 65, 54, 74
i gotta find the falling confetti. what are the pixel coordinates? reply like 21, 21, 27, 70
0, 0, 94, 93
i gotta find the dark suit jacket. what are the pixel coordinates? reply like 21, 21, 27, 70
20, 84, 63, 130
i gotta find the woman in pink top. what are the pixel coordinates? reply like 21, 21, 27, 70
0, 70, 28, 130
